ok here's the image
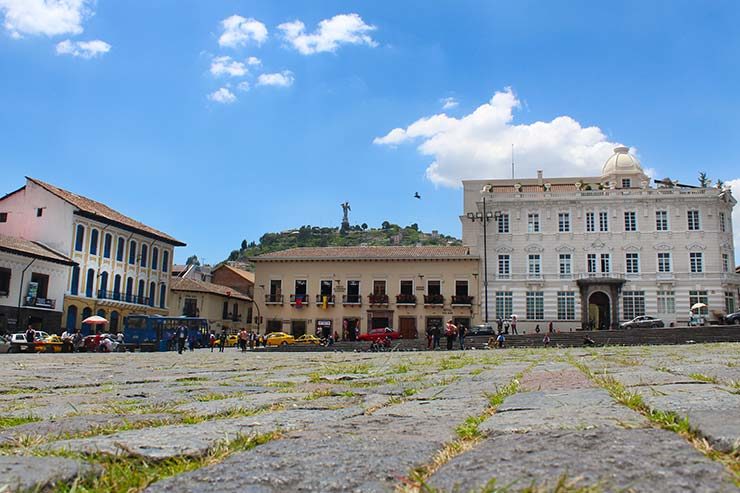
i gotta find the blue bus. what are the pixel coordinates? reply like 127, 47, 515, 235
123, 315, 210, 351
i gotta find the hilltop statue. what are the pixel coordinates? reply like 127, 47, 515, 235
340, 202, 351, 234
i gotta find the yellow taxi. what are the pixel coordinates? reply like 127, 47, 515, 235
265, 332, 295, 346
215, 334, 239, 347
36, 335, 64, 353
295, 334, 321, 345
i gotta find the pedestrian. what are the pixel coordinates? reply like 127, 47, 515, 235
239, 328, 248, 352
219, 330, 227, 352
496, 317, 503, 334
188, 333, 196, 351
432, 324, 441, 350
209, 331, 216, 352
458, 324, 467, 350
61, 328, 72, 353
543, 334, 551, 346
176, 324, 187, 354
496, 332, 505, 348
25, 325, 35, 345
425, 324, 433, 350
503, 319, 510, 334
535, 324, 540, 334
511, 316, 518, 335
444, 320, 457, 350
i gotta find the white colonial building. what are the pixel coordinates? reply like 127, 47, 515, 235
0, 178, 185, 333
462, 146, 738, 331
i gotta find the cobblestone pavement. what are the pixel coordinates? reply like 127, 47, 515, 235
0, 343, 738, 492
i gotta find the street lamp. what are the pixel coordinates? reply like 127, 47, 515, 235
466, 191, 496, 324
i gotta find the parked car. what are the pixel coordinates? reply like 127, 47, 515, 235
214, 335, 239, 347
81, 334, 123, 352
620, 316, 665, 329
468, 324, 495, 336
358, 327, 401, 342
724, 311, 740, 325
294, 334, 321, 345
265, 332, 295, 346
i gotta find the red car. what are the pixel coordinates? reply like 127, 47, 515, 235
358, 327, 401, 342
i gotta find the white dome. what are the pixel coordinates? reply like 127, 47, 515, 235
602, 146, 643, 176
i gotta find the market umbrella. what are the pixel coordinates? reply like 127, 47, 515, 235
690, 303, 707, 311
82, 315, 108, 325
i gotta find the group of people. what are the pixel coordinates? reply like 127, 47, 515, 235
425, 320, 468, 350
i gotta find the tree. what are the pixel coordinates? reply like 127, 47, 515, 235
408, 223, 419, 231
716, 179, 725, 189
381, 221, 391, 230
227, 250, 239, 261
241, 240, 248, 250
185, 255, 200, 266
698, 172, 711, 188
361, 223, 368, 230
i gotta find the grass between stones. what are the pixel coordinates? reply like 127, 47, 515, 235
49, 431, 280, 493
572, 359, 740, 485
0, 414, 41, 430
688, 373, 720, 384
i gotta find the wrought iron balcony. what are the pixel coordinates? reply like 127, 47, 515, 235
24, 297, 56, 309
315, 294, 335, 304
396, 293, 417, 305
342, 294, 362, 305
97, 290, 149, 306
290, 294, 310, 306
368, 293, 389, 305
265, 294, 283, 304
451, 295, 474, 306
424, 294, 444, 305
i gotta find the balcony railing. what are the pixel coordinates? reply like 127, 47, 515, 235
451, 295, 474, 306
24, 297, 56, 309
424, 294, 444, 305
290, 294, 310, 306
97, 290, 149, 306
265, 294, 283, 304
368, 293, 389, 305
315, 294, 335, 305
223, 313, 241, 322
342, 294, 362, 305
396, 293, 417, 305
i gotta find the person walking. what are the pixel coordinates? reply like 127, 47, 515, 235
209, 331, 216, 352
176, 324, 187, 354
218, 329, 227, 352
548, 321, 554, 333
239, 328, 248, 352
458, 323, 467, 350
432, 324, 441, 350
444, 320, 457, 350
543, 334, 551, 346
497, 317, 503, 334
425, 324, 433, 350
511, 316, 518, 335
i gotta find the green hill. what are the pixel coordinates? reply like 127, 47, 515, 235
225, 222, 462, 270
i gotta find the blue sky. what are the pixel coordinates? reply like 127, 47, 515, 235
1, 1, 739, 263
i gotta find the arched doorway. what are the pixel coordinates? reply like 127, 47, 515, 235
66, 305, 78, 331
588, 291, 610, 330
81, 307, 92, 335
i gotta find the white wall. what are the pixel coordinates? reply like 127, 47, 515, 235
0, 251, 68, 312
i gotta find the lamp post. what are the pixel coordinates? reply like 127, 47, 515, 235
466, 194, 495, 324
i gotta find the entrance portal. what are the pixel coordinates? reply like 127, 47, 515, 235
588, 292, 610, 330
398, 317, 417, 339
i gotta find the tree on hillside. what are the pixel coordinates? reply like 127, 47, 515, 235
228, 250, 239, 261
716, 179, 725, 189
361, 223, 368, 230
698, 172, 711, 188
381, 221, 391, 230
408, 223, 419, 231
241, 240, 248, 250
186, 255, 200, 266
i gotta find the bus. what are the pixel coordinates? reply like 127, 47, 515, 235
123, 315, 210, 351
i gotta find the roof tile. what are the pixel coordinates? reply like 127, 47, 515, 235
171, 277, 252, 301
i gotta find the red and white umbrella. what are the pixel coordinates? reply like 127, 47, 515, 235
82, 315, 108, 325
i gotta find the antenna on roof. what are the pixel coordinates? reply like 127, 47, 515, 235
511, 144, 515, 179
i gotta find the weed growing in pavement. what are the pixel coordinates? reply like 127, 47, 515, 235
437, 355, 477, 371
193, 392, 240, 402
393, 364, 411, 373
264, 380, 298, 391
410, 473, 605, 493
688, 373, 720, 384
0, 414, 40, 430
303, 389, 335, 401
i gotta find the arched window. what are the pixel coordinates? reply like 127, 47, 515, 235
74, 225, 85, 252
96, 308, 106, 318
110, 311, 119, 332
99, 271, 109, 298
116, 237, 124, 261
140, 244, 148, 268
85, 268, 95, 297
125, 277, 133, 302
89, 229, 99, 255
129, 241, 137, 265
81, 307, 92, 335
137, 279, 145, 303
103, 233, 112, 258
149, 282, 156, 307
66, 305, 77, 331
113, 274, 121, 300
159, 284, 167, 309
162, 250, 169, 272
151, 248, 159, 271
70, 266, 80, 295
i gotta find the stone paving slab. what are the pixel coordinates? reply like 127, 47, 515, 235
427, 428, 737, 493
173, 392, 306, 415
0, 455, 99, 493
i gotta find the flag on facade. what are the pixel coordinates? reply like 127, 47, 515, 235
322, 296, 328, 309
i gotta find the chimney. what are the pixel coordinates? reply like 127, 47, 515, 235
537, 170, 543, 185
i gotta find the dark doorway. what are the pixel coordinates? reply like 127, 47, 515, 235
399, 317, 417, 339
317, 319, 332, 338
343, 318, 360, 341
588, 291, 610, 330
371, 317, 390, 329
291, 320, 306, 337
266, 319, 283, 332
454, 317, 471, 332
426, 317, 443, 334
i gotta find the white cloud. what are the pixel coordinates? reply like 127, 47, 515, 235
0, 0, 92, 38
208, 87, 236, 104
210, 55, 247, 77
374, 87, 625, 188
218, 15, 267, 48
278, 13, 376, 55
726, 178, 740, 262
246, 56, 261, 66
237, 81, 250, 92
257, 70, 294, 87
55, 38, 110, 58
441, 97, 458, 110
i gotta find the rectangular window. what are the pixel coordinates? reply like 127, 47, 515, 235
116, 238, 124, 261
557, 291, 576, 320
722, 253, 730, 273
526, 291, 544, 320
495, 291, 513, 320
621, 178, 631, 188
0, 267, 10, 296
346, 280, 360, 303
625, 253, 640, 274
586, 212, 595, 232
498, 213, 509, 233
36, 208, 43, 217
719, 212, 726, 233
559, 254, 572, 277
427, 280, 441, 295
558, 212, 571, 232
624, 211, 637, 232
103, 234, 112, 258
687, 210, 701, 231
657, 290, 675, 314
690, 252, 703, 273
455, 280, 469, 297
222, 301, 229, 319
183, 298, 198, 317
74, 225, 84, 252
599, 211, 609, 232
30, 272, 49, 299
528, 254, 541, 277
400, 280, 414, 295
320, 280, 333, 296
373, 280, 386, 295
622, 291, 646, 319
294, 279, 307, 296
587, 254, 597, 274
656, 210, 669, 231
725, 292, 736, 315
527, 213, 540, 233
128, 241, 136, 265
269, 279, 282, 296
600, 254, 611, 273
0, 212, 7, 223
498, 255, 510, 278
689, 290, 708, 315
657, 252, 672, 273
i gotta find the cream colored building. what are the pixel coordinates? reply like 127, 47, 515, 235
169, 277, 252, 334
462, 146, 738, 331
251, 246, 479, 339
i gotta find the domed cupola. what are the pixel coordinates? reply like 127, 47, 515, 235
601, 146, 648, 188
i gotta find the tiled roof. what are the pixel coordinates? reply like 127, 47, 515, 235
27, 177, 185, 246
213, 264, 255, 283
0, 234, 76, 265
171, 277, 252, 301
252, 245, 473, 261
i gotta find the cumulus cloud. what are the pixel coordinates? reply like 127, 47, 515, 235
218, 15, 267, 48
208, 87, 236, 104
374, 87, 624, 187
726, 178, 740, 261
278, 13, 376, 55
257, 70, 294, 87
237, 81, 250, 92
210, 55, 247, 77
441, 97, 458, 110
55, 38, 110, 58
0, 0, 92, 38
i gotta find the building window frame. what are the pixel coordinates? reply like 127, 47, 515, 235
498, 213, 509, 233
625, 253, 640, 274
559, 254, 572, 278
558, 212, 571, 233
557, 291, 576, 320
622, 291, 646, 319
527, 213, 540, 233
656, 210, 669, 231
687, 210, 701, 231
599, 211, 609, 232
586, 212, 595, 232
657, 252, 672, 273
526, 291, 544, 320
495, 291, 512, 320
624, 211, 637, 232
528, 254, 541, 277
498, 254, 510, 279
689, 252, 703, 273
657, 290, 675, 314
689, 290, 708, 315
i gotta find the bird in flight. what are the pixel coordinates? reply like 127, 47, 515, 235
414, 192, 421, 199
